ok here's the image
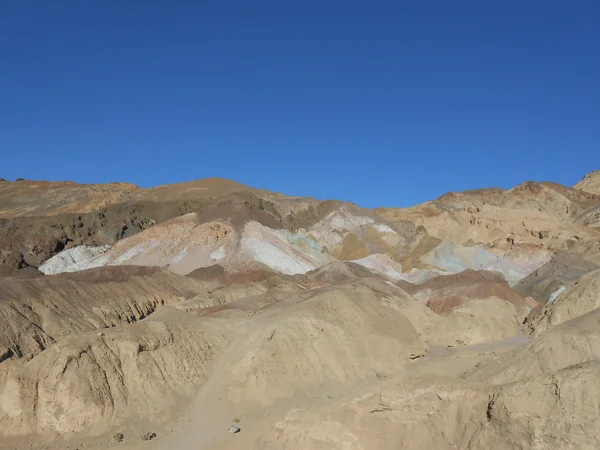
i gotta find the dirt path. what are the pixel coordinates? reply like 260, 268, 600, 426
152, 306, 283, 450
152, 331, 240, 450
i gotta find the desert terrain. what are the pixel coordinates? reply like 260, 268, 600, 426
1, 171, 600, 450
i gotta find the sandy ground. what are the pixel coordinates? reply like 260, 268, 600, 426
5, 329, 528, 450
146, 333, 531, 450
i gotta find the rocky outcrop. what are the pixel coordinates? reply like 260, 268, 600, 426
257, 360, 600, 450
0, 266, 212, 361
377, 180, 600, 265
471, 307, 600, 384
0, 207, 155, 275
0, 314, 227, 436
574, 170, 600, 195
528, 268, 600, 337
514, 252, 598, 303
407, 269, 528, 315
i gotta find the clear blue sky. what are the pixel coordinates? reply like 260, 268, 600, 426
1, 1, 599, 207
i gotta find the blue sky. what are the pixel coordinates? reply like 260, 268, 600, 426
1, 1, 599, 207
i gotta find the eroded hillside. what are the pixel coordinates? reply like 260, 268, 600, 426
1, 172, 599, 450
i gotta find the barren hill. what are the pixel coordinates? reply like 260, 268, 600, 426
1, 171, 600, 450
574, 169, 600, 194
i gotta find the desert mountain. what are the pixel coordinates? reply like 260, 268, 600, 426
1, 172, 600, 450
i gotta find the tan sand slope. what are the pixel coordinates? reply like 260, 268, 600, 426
0, 262, 527, 446
225, 285, 425, 410
0, 309, 228, 437
257, 357, 600, 450
0, 178, 247, 218
0, 179, 140, 218
471, 307, 600, 384
527, 268, 600, 337
0, 266, 213, 362
574, 169, 600, 194
254, 274, 600, 450
514, 251, 598, 303
377, 177, 600, 265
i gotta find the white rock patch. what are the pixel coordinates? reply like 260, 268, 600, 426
242, 237, 317, 275
210, 246, 226, 261
372, 224, 396, 234
309, 209, 374, 248
546, 285, 566, 305
241, 222, 332, 275
402, 268, 446, 284
351, 254, 407, 281
39, 245, 111, 275
113, 245, 148, 265
419, 241, 551, 285
170, 248, 188, 265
